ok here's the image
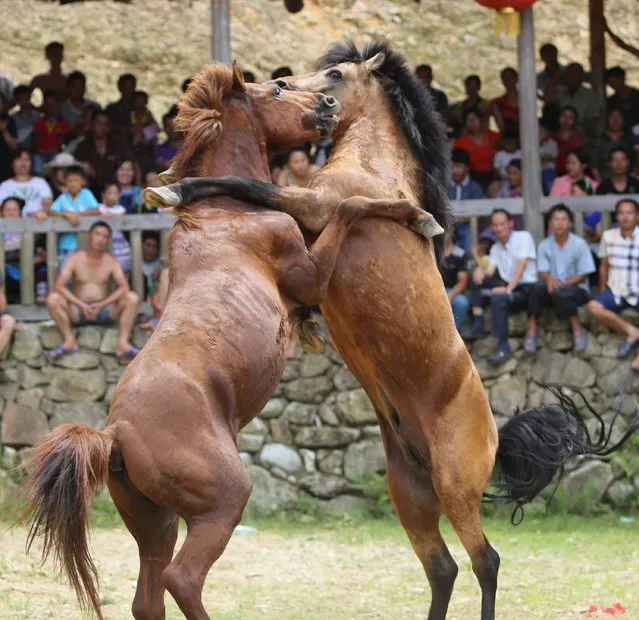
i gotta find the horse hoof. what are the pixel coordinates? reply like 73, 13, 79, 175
413, 215, 445, 239
143, 185, 182, 209
159, 167, 176, 185
296, 321, 326, 355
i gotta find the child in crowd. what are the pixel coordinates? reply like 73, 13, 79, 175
493, 132, 521, 180
99, 183, 132, 273
539, 121, 559, 194
32, 90, 70, 174
498, 159, 523, 198
49, 165, 99, 260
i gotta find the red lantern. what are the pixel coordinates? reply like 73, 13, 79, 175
475, 0, 539, 36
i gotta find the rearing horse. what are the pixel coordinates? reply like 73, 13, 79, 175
19, 62, 434, 620
152, 43, 639, 620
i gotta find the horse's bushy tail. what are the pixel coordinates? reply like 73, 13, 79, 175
486, 388, 639, 523
19, 423, 115, 620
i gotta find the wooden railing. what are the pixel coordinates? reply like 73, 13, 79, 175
0, 195, 637, 315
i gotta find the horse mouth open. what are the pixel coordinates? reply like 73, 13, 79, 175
302, 95, 340, 137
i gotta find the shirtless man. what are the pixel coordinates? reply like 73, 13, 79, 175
30, 42, 68, 100
45, 220, 140, 362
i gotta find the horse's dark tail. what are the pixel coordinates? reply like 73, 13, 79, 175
18, 423, 115, 620
485, 388, 639, 523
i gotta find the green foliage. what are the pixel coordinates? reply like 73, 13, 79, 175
612, 434, 639, 480
353, 473, 394, 518
295, 494, 320, 518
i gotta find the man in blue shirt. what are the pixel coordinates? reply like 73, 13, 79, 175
447, 148, 484, 252
49, 165, 100, 260
526, 204, 595, 353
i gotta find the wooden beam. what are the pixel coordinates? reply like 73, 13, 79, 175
211, 0, 231, 63
589, 0, 607, 144
517, 6, 543, 242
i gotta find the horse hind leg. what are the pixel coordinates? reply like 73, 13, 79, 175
379, 414, 458, 620
108, 469, 178, 620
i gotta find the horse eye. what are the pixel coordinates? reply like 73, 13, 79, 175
329, 70, 342, 80
274, 85, 283, 97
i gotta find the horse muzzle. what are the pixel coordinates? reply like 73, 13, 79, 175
302, 95, 341, 136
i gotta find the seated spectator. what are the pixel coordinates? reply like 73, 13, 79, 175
553, 105, 586, 175
470, 209, 537, 365
45, 221, 140, 362
497, 159, 523, 198
441, 229, 470, 332
277, 148, 317, 187
99, 183, 132, 273
606, 66, 639, 130
596, 148, 639, 195
75, 109, 132, 193
572, 179, 602, 262
60, 71, 99, 137
106, 73, 137, 142
555, 63, 599, 138
494, 132, 521, 180
454, 110, 500, 191
131, 90, 160, 170
11, 85, 39, 150
0, 149, 51, 220
415, 64, 448, 112
142, 232, 161, 298
526, 204, 595, 354
144, 168, 161, 189
446, 148, 483, 252
153, 110, 181, 170
32, 90, 70, 174
271, 66, 293, 80
539, 121, 559, 193
587, 199, 639, 371
48, 165, 100, 260
30, 41, 67, 100
491, 67, 520, 134
0, 275, 17, 358
550, 150, 597, 197
445, 74, 490, 136
140, 266, 168, 331
116, 158, 142, 213
598, 108, 635, 176
0, 94, 18, 182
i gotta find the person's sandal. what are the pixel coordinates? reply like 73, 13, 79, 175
523, 336, 537, 355
574, 332, 588, 354
117, 346, 141, 364
46, 345, 79, 362
616, 339, 639, 359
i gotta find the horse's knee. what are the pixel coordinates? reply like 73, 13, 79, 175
132, 599, 165, 620
426, 548, 459, 592
472, 542, 500, 590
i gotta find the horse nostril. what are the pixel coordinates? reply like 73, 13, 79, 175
275, 79, 289, 89
323, 96, 337, 107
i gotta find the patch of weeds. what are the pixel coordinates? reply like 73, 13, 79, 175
546, 482, 613, 517
295, 493, 320, 518
353, 473, 394, 518
90, 492, 122, 528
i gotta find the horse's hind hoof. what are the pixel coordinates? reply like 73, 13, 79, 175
143, 185, 182, 209
296, 320, 326, 355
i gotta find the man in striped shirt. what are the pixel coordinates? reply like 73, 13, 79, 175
587, 198, 639, 370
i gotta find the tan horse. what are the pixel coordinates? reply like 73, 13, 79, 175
19, 63, 434, 620
153, 43, 639, 620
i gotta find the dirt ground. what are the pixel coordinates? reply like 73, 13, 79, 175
1, 516, 638, 619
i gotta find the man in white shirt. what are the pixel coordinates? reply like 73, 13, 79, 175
587, 199, 639, 371
471, 209, 537, 365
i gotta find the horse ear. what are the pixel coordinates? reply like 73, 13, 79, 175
231, 60, 246, 93
362, 52, 385, 74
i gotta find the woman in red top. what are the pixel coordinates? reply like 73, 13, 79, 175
553, 105, 586, 175
492, 67, 520, 134
33, 90, 70, 175
454, 110, 501, 190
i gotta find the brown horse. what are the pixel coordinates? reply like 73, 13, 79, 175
152, 42, 639, 620
19, 62, 434, 620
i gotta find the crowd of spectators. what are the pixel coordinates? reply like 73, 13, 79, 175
0, 41, 638, 367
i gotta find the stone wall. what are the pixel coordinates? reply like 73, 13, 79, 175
1, 311, 638, 515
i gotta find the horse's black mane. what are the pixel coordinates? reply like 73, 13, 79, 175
317, 41, 453, 262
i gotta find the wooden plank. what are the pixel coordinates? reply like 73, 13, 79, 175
130, 230, 144, 300
574, 211, 585, 238
19, 233, 35, 305
602, 211, 612, 232
46, 231, 58, 295
470, 216, 479, 247
0, 214, 176, 233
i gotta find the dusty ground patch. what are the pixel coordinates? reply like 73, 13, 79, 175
1, 515, 637, 619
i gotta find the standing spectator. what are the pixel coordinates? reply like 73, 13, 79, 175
98, 183, 132, 274
48, 165, 100, 260
60, 71, 99, 137
32, 90, 70, 174
553, 106, 586, 175
454, 110, 500, 191
537, 43, 565, 131
598, 108, 636, 176
555, 63, 600, 137
493, 132, 521, 180
596, 148, 639, 195
447, 148, 484, 252
131, 90, 160, 171
526, 204, 595, 354
277, 148, 317, 187
550, 150, 597, 197
587, 199, 639, 370
441, 229, 470, 332
0, 149, 51, 221
415, 64, 448, 112
75, 109, 132, 193
153, 110, 181, 170
30, 42, 67, 100
106, 73, 137, 141
539, 121, 559, 194
11, 85, 39, 150
45, 221, 140, 362
470, 209, 537, 365
491, 67, 520, 135
0, 95, 18, 182
115, 158, 142, 214
605, 66, 639, 131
